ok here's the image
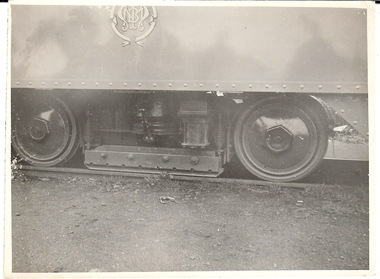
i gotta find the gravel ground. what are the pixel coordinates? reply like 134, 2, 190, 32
10, 163, 370, 275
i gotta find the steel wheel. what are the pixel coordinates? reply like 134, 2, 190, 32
12, 95, 79, 167
233, 97, 328, 182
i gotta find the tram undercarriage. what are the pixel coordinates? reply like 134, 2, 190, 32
11, 90, 343, 182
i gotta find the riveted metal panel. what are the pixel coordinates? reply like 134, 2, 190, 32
319, 94, 368, 136
84, 145, 222, 174
11, 5, 368, 94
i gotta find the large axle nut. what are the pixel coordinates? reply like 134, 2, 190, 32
264, 125, 293, 153
29, 118, 50, 141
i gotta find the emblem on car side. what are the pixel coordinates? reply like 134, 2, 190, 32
110, 6, 157, 47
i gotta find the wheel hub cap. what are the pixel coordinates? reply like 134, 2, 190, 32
265, 125, 293, 153
29, 118, 50, 141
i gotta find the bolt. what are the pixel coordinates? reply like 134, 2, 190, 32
29, 118, 50, 141
190, 157, 199, 165
265, 125, 293, 153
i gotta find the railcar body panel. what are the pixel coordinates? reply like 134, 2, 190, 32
11, 5, 367, 94
10, 3, 370, 182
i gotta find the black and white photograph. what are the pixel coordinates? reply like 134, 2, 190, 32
4, 0, 376, 277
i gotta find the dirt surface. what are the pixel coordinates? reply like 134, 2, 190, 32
11, 161, 370, 274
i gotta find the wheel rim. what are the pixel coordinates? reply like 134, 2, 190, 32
234, 99, 328, 182
12, 96, 79, 167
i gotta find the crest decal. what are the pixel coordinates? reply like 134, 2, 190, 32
110, 6, 157, 47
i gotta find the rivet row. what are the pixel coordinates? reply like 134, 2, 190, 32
13, 81, 364, 91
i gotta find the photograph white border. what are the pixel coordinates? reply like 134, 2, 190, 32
2, 1, 377, 278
